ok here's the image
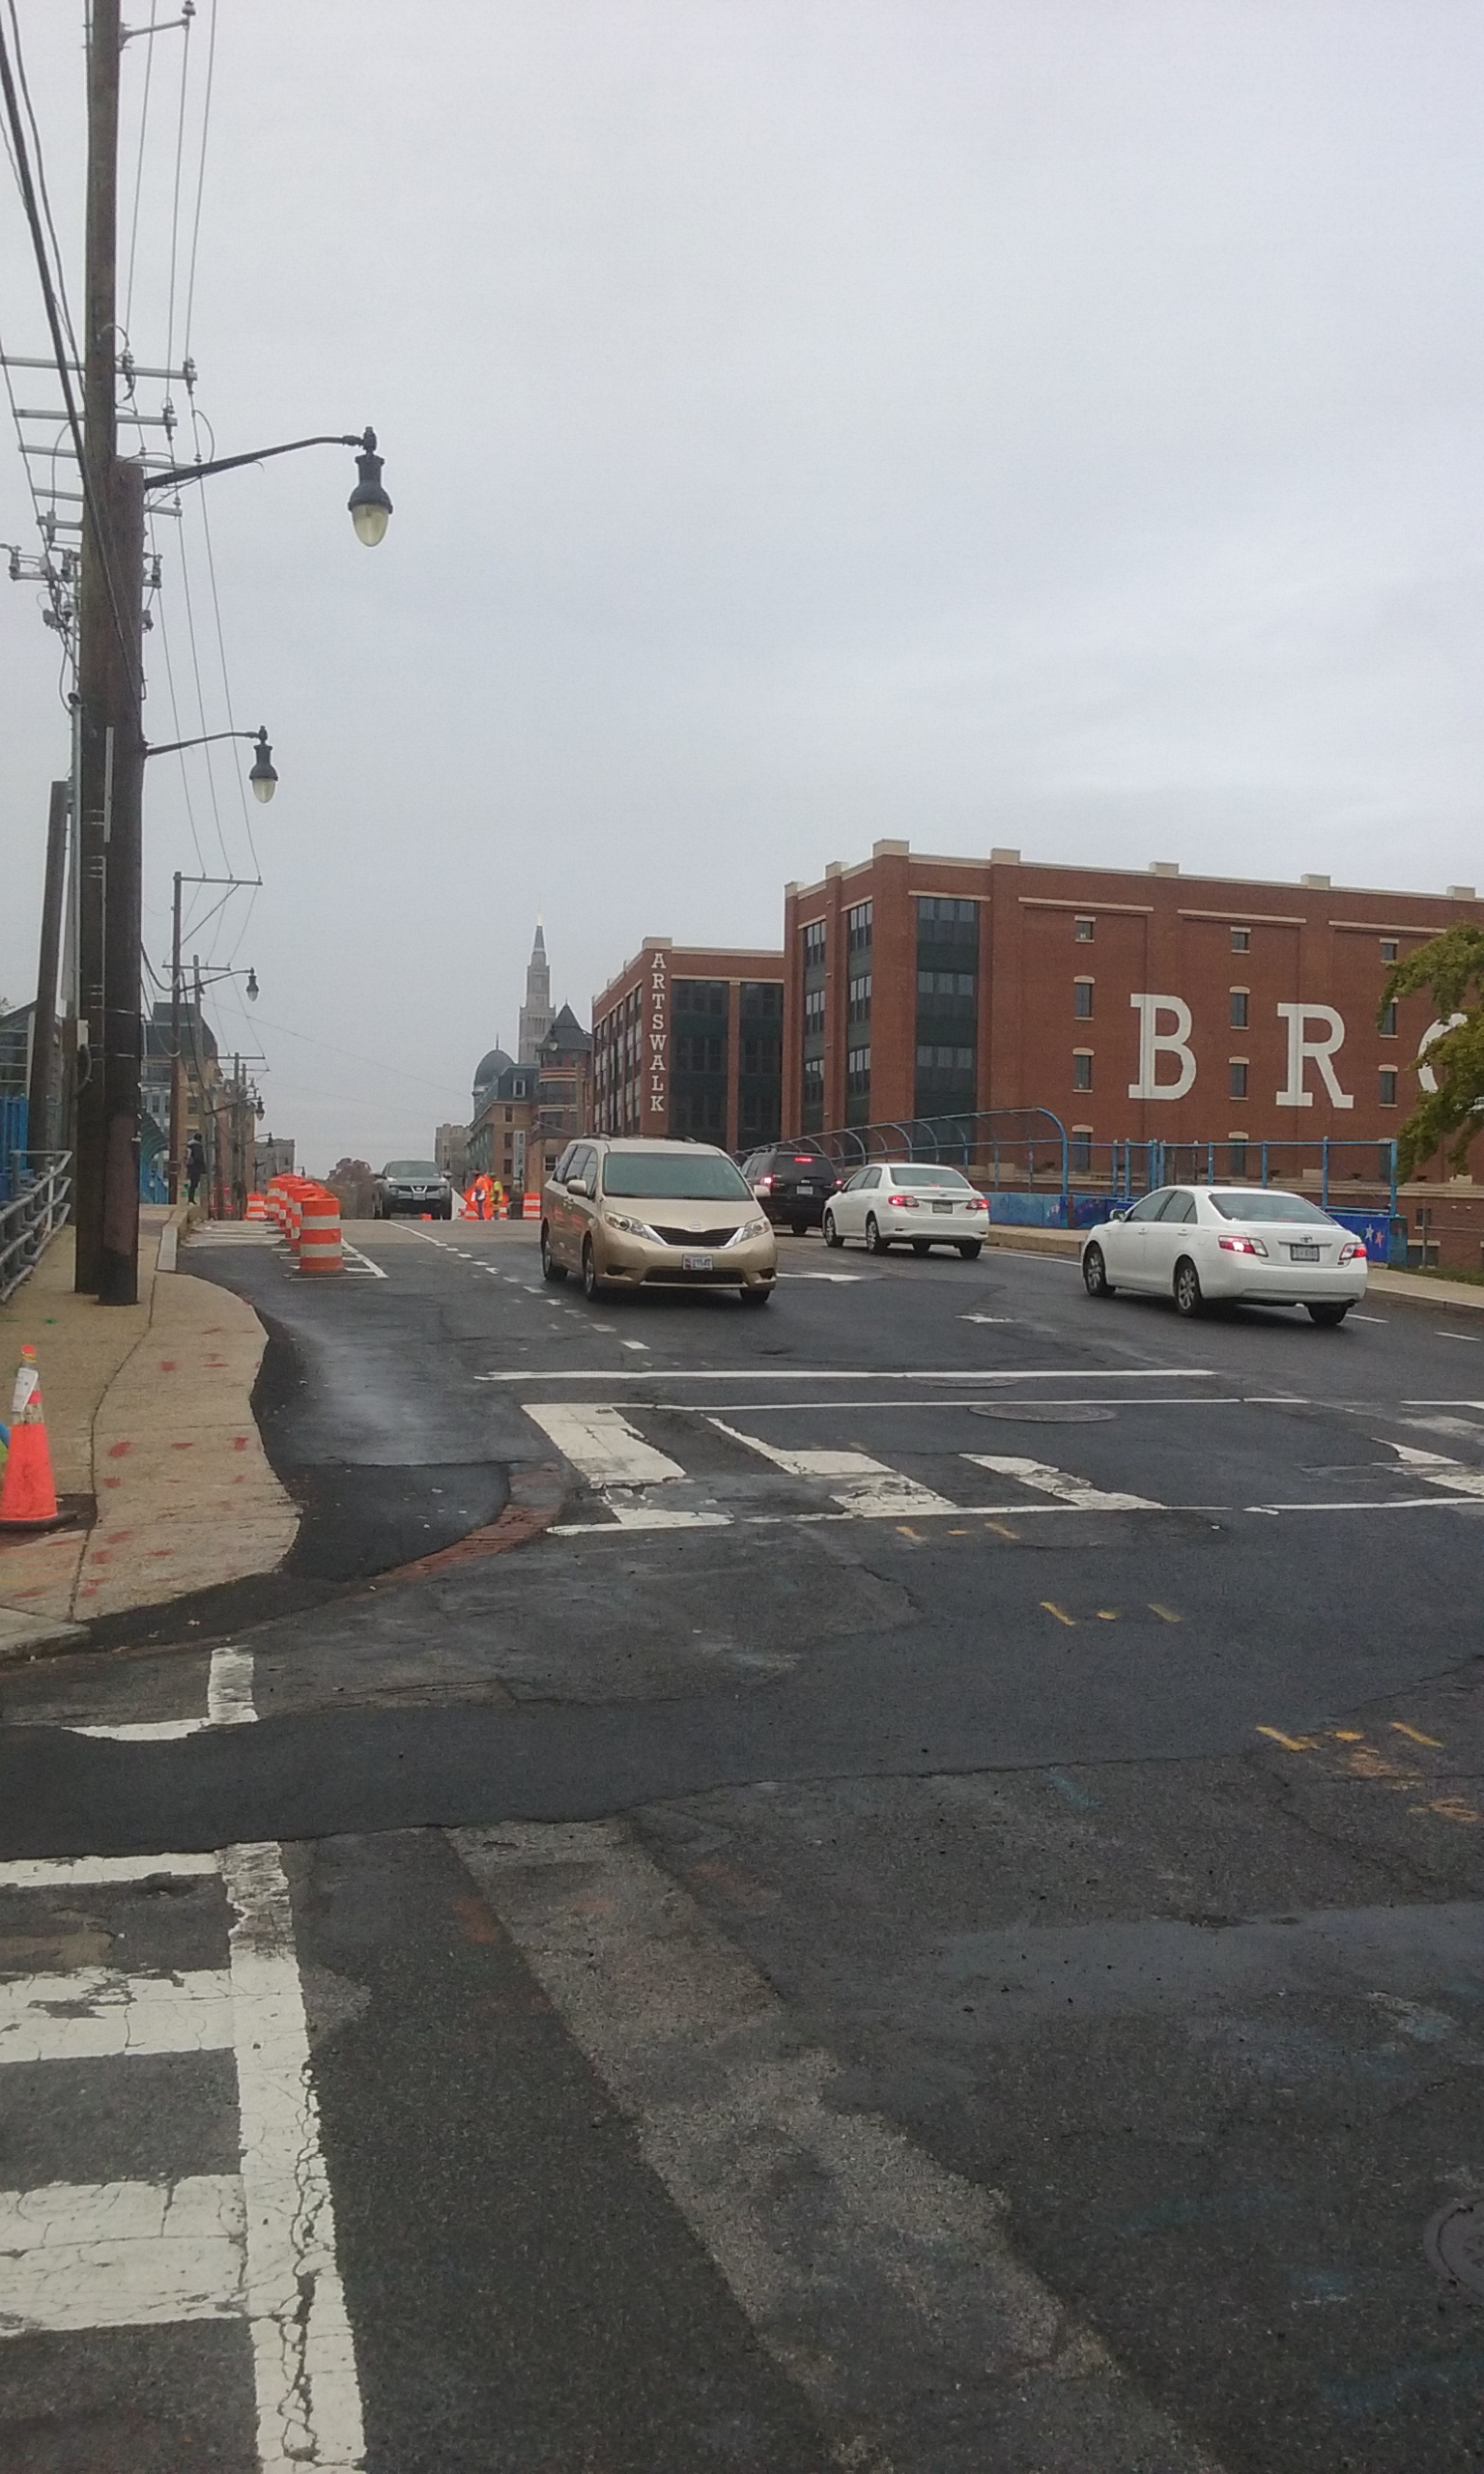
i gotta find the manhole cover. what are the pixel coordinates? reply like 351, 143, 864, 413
1426, 2201, 1484, 2300
969, 1403, 1117, 1424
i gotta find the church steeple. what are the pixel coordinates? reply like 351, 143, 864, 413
518, 918, 553, 1062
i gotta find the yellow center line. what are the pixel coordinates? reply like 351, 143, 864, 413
1041, 1600, 1076, 1627
1390, 1721, 1444, 1747
1256, 1726, 1317, 1752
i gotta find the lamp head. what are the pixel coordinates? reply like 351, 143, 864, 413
348, 428, 391, 547
247, 729, 277, 803
245, 967, 259, 1002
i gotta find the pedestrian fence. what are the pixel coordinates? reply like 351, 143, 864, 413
0, 1152, 72, 1302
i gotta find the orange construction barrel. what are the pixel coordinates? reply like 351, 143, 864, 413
299, 1188, 343, 1275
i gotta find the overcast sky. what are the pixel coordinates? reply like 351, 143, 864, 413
3, 1, 1483, 1169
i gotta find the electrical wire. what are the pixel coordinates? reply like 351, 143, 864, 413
163, 1, 192, 378
181, 0, 216, 362
123, 2, 159, 336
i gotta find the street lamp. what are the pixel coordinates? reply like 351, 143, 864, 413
144, 429, 391, 547
347, 431, 392, 547
145, 726, 278, 804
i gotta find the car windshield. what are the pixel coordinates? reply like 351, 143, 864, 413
890, 1165, 973, 1189
1209, 1190, 1332, 1224
602, 1152, 753, 1200
385, 1161, 441, 1179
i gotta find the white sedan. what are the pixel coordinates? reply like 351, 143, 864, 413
823, 1162, 988, 1257
1081, 1185, 1369, 1324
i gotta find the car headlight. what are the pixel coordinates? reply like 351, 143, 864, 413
606, 1211, 663, 1242
725, 1218, 770, 1246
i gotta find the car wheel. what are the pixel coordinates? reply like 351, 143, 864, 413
958, 1240, 982, 1260
583, 1240, 603, 1302
865, 1214, 888, 1254
788, 1220, 809, 1238
739, 1284, 772, 1309
823, 1211, 843, 1250
541, 1226, 567, 1283
1083, 1244, 1113, 1298
1307, 1302, 1350, 1327
1173, 1256, 1204, 1317
911, 1242, 930, 1257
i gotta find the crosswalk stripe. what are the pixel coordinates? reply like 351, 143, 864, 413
706, 1419, 959, 1517
0, 1854, 218, 1888
0, 1968, 234, 2064
963, 1453, 1162, 1511
1386, 1441, 1484, 1498
530, 1401, 730, 1532
0, 2175, 244, 2334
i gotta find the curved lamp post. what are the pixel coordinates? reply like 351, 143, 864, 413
145, 726, 277, 803
143, 428, 391, 547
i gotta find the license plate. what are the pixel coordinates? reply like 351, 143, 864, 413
932, 1200, 953, 1214
682, 1253, 716, 1273
796, 1184, 816, 1195
1289, 1243, 1320, 1261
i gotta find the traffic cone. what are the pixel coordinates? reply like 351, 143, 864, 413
0, 1345, 63, 1529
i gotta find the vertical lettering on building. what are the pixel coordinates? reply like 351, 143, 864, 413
647, 951, 669, 1125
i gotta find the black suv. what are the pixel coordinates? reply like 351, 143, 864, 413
373, 1159, 454, 1220
741, 1143, 842, 1235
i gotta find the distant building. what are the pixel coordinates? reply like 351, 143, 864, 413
467, 1051, 537, 1192
591, 939, 785, 1151
434, 1122, 469, 1187
256, 1135, 295, 1186
517, 922, 553, 1064
534, 1003, 593, 1182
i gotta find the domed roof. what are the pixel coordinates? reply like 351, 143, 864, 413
473, 1046, 513, 1092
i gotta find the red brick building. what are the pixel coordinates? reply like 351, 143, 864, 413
592, 939, 784, 1151
783, 843, 1482, 1184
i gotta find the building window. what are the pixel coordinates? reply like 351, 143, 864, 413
1381, 938, 1398, 963
1228, 1135, 1248, 1177
1230, 926, 1250, 952
1229, 1060, 1248, 1099
1073, 978, 1094, 1019
846, 972, 871, 1025
1380, 1069, 1397, 1107
1380, 1002, 1397, 1037
1073, 916, 1095, 943
845, 1045, 871, 1124
803, 919, 826, 967
915, 1045, 975, 1072
846, 902, 873, 954
1072, 1050, 1093, 1092
1070, 1125, 1092, 1171
804, 987, 825, 1034
1229, 989, 1248, 1028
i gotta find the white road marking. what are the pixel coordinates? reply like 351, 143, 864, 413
1245, 1497, 1483, 1512
339, 1241, 386, 1280
0, 1853, 218, 1888
1435, 1329, 1484, 1341
0, 2176, 244, 2334
453, 1822, 1220, 2474
477, 1366, 1216, 1384
777, 1272, 865, 1282
0, 1969, 234, 2064
963, 1454, 1161, 1511
1384, 1441, 1484, 1499
707, 1419, 959, 1516
620, 1338, 649, 1351
68, 1644, 261, 1740
219, 1840, 367, 2474
958, 1312, 1016, 1324
527, 1401, 729, 1533
671, 1395, 1255, 1412
1351, 1313, 1388, 1324
71, 1718, 214, 1740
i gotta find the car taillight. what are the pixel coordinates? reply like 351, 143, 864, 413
756, 1176, 774, 1192
967, 1196, 987, 1212
1217, 1234, 1268, 1255
887, 1194, 919, 1209
792, 1156, 817, 1165
1340, 1241, 1367, 1263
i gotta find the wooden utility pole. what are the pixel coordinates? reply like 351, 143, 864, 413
74, 0, 146, 1303
168, 871, 183, 1203
26, 781, 69, 1157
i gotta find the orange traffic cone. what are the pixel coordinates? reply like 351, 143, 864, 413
0, 1344, 63, 1529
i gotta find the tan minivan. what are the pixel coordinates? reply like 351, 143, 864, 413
541, 1138, 778, 1306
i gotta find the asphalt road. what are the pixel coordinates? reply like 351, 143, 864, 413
3, 1217, 1482, 2473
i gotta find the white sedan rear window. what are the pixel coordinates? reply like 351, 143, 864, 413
891, 1165, 973, 1188
1209, 1190, 1332, 1224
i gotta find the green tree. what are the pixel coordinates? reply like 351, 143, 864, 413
1381, 924, 1484, 1176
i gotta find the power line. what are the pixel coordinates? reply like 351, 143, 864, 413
123, 2, 159, 335
182, 0, 216, 362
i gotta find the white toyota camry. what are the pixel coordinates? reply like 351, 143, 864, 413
823, 1162, 988, 1256
1080, 1185, 1369, 1324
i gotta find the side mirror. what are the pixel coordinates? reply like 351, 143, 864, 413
1107, 1207, 1127, 1223
569, 1176, 590, 1198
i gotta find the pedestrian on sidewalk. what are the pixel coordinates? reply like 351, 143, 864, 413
185, 1133, 206, 1203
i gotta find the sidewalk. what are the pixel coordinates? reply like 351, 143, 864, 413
0, 1207, 298, 1659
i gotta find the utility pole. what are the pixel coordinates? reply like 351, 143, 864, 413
74, 0, 146, 1303
26, 781, 69, 1156
168, 871, 183, 1203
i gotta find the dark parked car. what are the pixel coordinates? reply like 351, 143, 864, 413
740, 1142, 842, 1235
373, 1159, 454, 1220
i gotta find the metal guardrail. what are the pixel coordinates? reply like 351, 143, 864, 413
0, 1153, 72, 1303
